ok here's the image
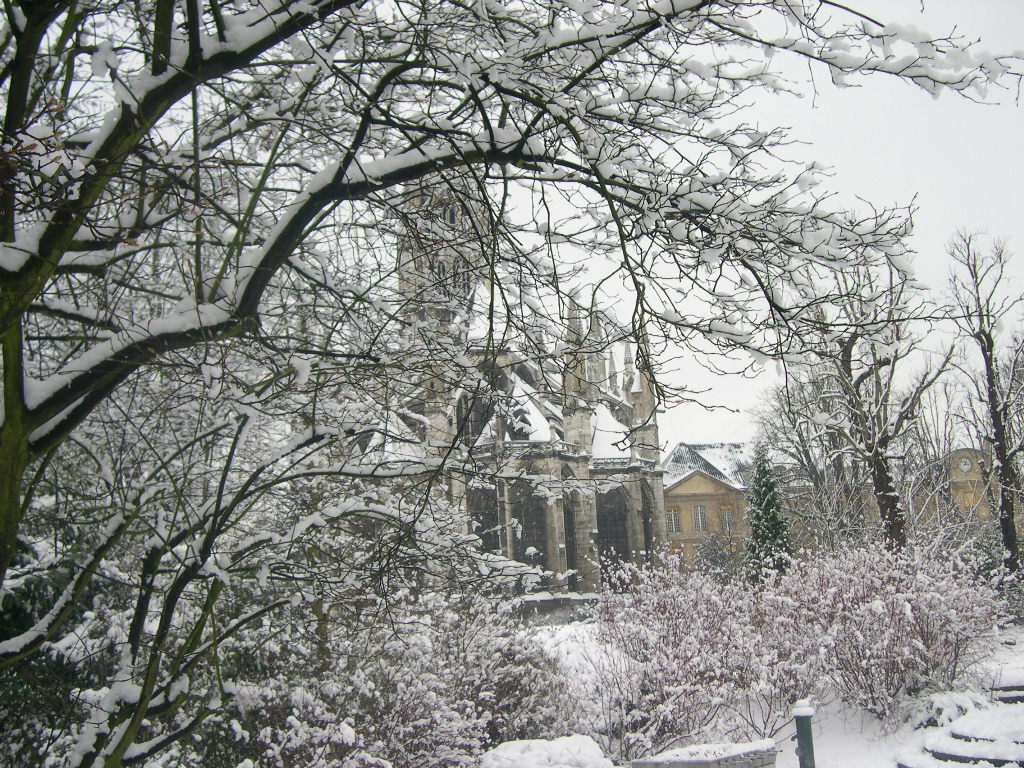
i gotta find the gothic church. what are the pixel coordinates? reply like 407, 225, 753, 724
397, 181, 667, 591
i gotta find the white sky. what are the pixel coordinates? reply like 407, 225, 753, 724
659, 0, 1024, 453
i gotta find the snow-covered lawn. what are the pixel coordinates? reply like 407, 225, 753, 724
526, 622, 1024, 768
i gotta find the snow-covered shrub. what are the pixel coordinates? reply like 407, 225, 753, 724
731, 582, 831, 737
596, 561, 741, 758
195, 676, 369, 768
334, 591, 570, 767
592, 546, 1003, 758
778, 545, 1002, 719
693, 533, 747, 583
956, 524, 1024, 621
177, 589, 570, 768
594, 556, 825, 759
432, 593, 572, 748
903, 691, 991, 730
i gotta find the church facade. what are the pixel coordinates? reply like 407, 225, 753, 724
397, 181, 667, 592
456, 336, 668, 592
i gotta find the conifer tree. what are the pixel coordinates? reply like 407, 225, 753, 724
746, 444, 791, 578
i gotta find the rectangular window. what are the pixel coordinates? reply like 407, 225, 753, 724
693, 505, 707, 532
666, 508, 681, 533
720, 507, 734, 534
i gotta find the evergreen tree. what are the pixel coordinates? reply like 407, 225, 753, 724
746, 444, 791, 578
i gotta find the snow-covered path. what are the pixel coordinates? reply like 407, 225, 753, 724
764, 625, 1024, 768
774, 704, 926, 768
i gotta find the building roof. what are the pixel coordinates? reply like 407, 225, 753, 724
662, 441, 754, 489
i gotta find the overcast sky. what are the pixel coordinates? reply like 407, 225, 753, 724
659, 0, 1024, 452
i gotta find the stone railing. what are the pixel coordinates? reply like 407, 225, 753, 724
470, 439, 582, 460
591, 457, 658, 471
470, 441, 497, 459
468, 442, 657, 471
630, 740, 776, 768
504, 440, 537, 455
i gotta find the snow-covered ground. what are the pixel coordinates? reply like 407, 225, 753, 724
774, 703, 926, 768
525, 622, 1024, 768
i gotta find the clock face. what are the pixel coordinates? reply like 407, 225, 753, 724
959, 457, 972, 473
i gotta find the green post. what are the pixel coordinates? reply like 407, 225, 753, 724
793, 698, 816, 768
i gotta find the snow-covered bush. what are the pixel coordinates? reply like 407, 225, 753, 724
432, 593, 571, 748
178, 589, 570, 768
779, 545, 1003, 718
596, 559, 750, 758
593, 546, 1003, 758
594, 556, 826, 759
732, 584, 831, 737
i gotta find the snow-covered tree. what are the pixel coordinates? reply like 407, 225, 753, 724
755, 377, 873, 549
757, 367, 987, 553
777, 267, 952, 549
745, 444, 790, 576
0, 0, 1018, 587
948, 233, 1024, 573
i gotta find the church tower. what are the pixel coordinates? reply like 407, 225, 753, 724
397, 180, 491, 317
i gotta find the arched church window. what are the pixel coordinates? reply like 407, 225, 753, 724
451, 256, 471, 296
596, 488, 630, 573
444, 203, 459, 227
455, 395, 470, 442
468, 482, 501, 553
513, 363, 537, 387
470, 393, 494, 439
640, 480, 655, 562
511, 480, 548, 568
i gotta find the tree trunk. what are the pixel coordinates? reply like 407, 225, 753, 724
870, 453, 905, 550
996, 474, 1020, 573
0, 322, 29, 589
980, 331, 1020, 572
0, 428, 28, 590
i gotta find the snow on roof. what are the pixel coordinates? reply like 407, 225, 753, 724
591, 403, 631, 459
510, 377, 553, 442
355, 413, 428, 467
540, 397, 563, 421
662, 441, 753, 488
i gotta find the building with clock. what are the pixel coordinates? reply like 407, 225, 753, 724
657, 440, 1008, 558
945, 447, 993, 518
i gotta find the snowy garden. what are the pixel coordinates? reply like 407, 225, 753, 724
9, 538, 1019, 767
3, 0, 1024, 765
531, 548, 1022, 768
